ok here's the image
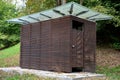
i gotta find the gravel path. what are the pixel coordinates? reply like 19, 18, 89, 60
0, 67, 105, 80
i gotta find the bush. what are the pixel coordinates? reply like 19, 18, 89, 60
112, 43, 120, 50
0, 1, 20, 49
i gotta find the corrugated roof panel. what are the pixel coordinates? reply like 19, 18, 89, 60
89, 14, 112, 21
28, 13, 40, 21
39, 14, 50, 21
8, 18, 26, 24
7, 2, 112, 25
19, 16, 39, 23
77, 10, 99, 19
72, 2, 88, 15
54, 2, 72, 15
41, 10, 62, 18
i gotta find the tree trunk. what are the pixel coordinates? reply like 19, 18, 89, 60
62, 0, 66, 5
56, 0, 66, 6
80, 0, 83, 5
56, 0, 61, 6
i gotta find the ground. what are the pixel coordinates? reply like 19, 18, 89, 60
0, 44, 120, 80
96, 47, 120, 68
96, 47, 120, 80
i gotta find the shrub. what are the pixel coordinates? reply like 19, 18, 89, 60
112, 42, 120, 50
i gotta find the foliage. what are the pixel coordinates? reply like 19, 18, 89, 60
99, 0, 120, 27
25, 0, 56, 14
67, 0, 80, 3
0, 0, 20, 49
112, 43, 120, 50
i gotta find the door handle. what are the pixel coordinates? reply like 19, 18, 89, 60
72, 45, 75, 48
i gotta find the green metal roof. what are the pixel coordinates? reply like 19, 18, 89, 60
8, 2, 112, 25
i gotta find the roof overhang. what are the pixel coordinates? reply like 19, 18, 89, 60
8, 2, 112, 25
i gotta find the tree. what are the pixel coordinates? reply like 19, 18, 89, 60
61, 0, 66, 4
56, 0, 61, 5
25, 0, 56, 14
0, 0, 20, 49
80, 0, 83, 4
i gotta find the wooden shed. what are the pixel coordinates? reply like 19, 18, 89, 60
8, 2, 112, 73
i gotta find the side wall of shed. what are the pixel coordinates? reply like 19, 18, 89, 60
20, 24, 31, 68
20, 16, 72, 72
83, 21, 96, 72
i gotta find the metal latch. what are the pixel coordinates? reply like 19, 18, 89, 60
72, 45, 75, 48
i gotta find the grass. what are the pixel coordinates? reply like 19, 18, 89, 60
0, 43, 20, 59
0, 54, 19, 67
97, 66, 120, 80
0, 70, 55, 80
0, 44, 120, 80
96, 47, 120, 80
0, 43, 20, 67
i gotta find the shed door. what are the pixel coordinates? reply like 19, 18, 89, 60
72, 20, 83, 68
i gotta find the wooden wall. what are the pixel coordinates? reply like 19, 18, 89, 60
20, 16, 96, 72
21, 16, 71, 72
71, 16, 96, 72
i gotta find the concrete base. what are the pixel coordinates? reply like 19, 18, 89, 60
0, 67, 106, 80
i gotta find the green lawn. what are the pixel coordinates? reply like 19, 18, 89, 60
0, 44, 120, 80
0, 43, 20, 59
0, 43, 20, 67
97, 66, 120, 80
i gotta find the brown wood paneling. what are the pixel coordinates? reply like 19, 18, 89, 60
70, 16, 96, 72
40, 20, 52, 70
20, 16, 96, 73
30, 22, 41, 69
20, 24, 31, 68
72, 30, 83, 67
83, 21, 96, 72
50, 17, 71, 72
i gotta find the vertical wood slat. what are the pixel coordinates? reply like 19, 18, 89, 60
30, 22, 41, 69
20, 24, 31, 68
40, 20, 52, 70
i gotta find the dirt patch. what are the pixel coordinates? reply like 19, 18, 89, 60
0, 54, 19, 67
96, 48, 120, 68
